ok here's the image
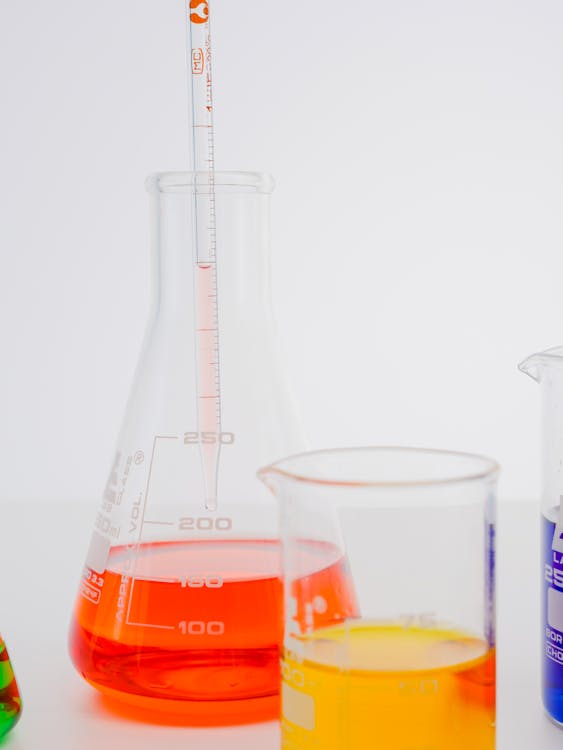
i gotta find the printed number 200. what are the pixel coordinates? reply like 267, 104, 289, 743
179, 517, 232, 531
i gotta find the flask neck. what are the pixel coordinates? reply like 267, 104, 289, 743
150, 189, 272, 322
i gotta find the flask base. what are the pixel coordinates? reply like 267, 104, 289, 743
87, 678, 279, 725
70, 621, 281, 725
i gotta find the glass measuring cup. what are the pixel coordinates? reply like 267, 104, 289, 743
520, 347, 563, 726
68, 172, 307, 723
259, 447, 498, 749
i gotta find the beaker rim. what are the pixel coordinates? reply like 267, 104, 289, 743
520, 345, 563, 366
145, 171, 275, 194
258, 446, 500, 489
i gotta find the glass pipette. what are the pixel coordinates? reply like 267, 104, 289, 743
186, 0, 221, 511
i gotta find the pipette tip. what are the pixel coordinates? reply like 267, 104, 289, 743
205, 496, 217, 512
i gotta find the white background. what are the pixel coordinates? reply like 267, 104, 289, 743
1, 0, 563, 505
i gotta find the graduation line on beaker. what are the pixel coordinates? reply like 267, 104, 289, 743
186, 0, 222, 512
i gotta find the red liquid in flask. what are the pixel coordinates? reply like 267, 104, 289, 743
69, 539, 357, 723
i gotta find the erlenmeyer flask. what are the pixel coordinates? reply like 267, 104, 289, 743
0, 635, 21, 736
69, 172, 306, 723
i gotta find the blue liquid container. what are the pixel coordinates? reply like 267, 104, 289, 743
543, 510, 563, 724
520, 347, 563, 727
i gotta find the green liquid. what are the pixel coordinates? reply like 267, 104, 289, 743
0, 638, 21, 737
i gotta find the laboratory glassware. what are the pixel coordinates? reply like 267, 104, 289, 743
0, 634, 21, 736
186, 0, 221, 510
259, 447, 498, 750
68, 171, 309, 724
520, 346, 563, 726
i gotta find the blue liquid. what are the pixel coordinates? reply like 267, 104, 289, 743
542, 511, 563, 724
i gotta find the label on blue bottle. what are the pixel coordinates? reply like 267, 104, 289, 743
542, 504, 563, 723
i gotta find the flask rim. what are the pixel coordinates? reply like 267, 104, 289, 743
145, 171, 275, 195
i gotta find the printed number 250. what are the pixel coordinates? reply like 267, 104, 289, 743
184, 432, 235, 445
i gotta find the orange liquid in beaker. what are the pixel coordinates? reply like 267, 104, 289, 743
69, 539, 357, 722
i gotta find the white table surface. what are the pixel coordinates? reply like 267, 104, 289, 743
0, 499, 559, 749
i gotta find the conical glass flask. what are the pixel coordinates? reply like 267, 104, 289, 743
0, 635, 21, 736
69, 171, 306, 723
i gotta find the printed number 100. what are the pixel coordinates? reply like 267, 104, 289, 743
179, 620, 225, 635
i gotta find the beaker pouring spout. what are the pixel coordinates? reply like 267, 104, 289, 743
519, 347, 563, 383
518, 354, 542, 383
256, 465, 281, 496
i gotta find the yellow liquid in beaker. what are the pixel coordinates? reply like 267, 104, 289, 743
282, 621, 495, 750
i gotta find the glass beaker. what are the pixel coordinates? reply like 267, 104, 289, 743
0, 634, 21, 737
259, 447, 498, 750
68, 171, 307, 723
520, 346, 563, 726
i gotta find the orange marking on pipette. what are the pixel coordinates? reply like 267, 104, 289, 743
190, 0, 209, 24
